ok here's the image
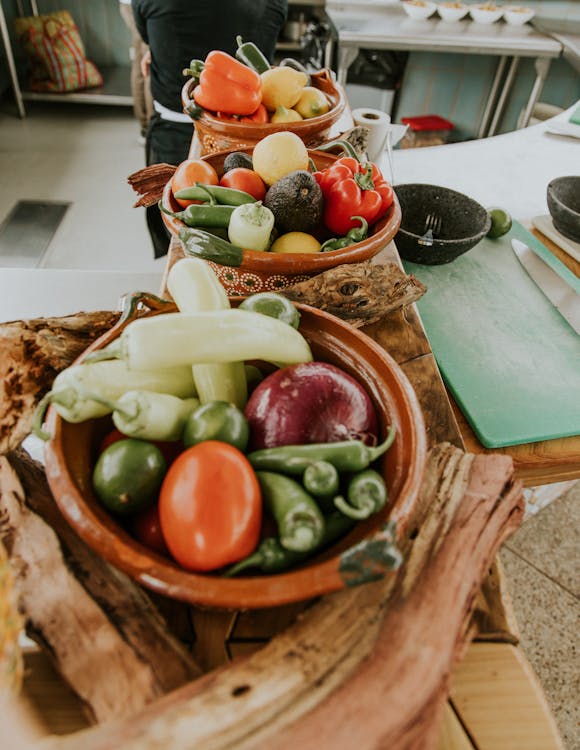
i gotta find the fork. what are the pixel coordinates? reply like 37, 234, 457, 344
418, 213, 442, 246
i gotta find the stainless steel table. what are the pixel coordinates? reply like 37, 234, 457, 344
327, 2, 562, 137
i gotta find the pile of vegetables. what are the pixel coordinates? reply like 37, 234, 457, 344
36, 259, 399, 577
162, 132, 395, 263
184, 37, 331, 125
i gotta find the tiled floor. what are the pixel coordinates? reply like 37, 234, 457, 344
0, 99, 578, 748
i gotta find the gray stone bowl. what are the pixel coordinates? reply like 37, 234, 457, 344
393, 183, 491, 265
547, 176, 580, 243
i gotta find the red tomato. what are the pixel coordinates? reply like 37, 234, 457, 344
130, 503, 169, 555
219, 168, 266, 201
171, 159, 219, 208
159, 441, 262, 572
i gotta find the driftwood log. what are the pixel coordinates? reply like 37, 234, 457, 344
0, 449, 200, 724
281, 261, 426, 328
0, 312, 119, 455
19, 443, 523, 750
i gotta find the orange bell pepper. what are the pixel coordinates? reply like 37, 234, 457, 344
193, 50, 262, 116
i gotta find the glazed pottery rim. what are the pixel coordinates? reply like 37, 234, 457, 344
394, 182, 492, 245
182, 69, 346, 133
44, 302, 427, 610
162, 148, 402, 271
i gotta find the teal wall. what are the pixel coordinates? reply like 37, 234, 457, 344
388, 0, 580, 136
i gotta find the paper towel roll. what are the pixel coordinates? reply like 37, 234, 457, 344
352, 107, 391, 163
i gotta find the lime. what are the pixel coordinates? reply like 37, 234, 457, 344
183, 401, 249, 452
487, 207, 512, 239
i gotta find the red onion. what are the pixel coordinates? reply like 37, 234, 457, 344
244, 361, 378, 450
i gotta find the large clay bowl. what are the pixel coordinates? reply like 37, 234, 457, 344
162, 149, 402, 294
44, 302, 427, 611
183, 69, 346, 155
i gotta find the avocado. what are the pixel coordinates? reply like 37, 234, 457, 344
263, 170, 323, 234
223, 151, 253, 173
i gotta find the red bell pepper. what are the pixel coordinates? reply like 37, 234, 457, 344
314, 157, 394, 236
240, 103, 269, 124
193, 50, 262, 116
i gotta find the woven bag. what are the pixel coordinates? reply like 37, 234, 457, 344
15, 10, 102, 93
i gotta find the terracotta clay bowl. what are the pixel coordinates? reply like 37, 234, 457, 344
44, 300, 427, 611
183, 69, 346, 155
162, 149, 402, 294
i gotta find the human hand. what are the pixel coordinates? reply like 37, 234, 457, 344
141, 49, 151, 78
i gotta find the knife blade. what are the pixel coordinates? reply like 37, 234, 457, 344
511, 239, 580, 335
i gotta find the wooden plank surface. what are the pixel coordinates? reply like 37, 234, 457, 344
450, 642, 565, 750
437, 704, 476, 750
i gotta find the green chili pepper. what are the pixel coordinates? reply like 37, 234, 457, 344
247, 426, 396, 475
224, 511, 355, 577
334, 468, 388, 520
159, 201, 234, 228
345, 215, 369, 242
173, 183, 256, 206
303, 460, 340, 499
319, 216, 369, 252
256, 471, 325, 552
239, 292, 300, 329
235, 35, 271, 74
178, 227, 244, 267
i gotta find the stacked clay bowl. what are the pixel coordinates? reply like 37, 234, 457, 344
182, 69, 346, 156
161, 148, 402, 295
44, 301, 427, 610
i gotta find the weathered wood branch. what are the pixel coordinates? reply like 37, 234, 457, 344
0, 312, 119, 455
39, 443, 523, 750
0, 450, 201, 724
281, 261, 427, 328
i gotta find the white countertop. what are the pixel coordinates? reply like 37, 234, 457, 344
380, 103, 580, 225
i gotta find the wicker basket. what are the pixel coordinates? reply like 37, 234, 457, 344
182, 69, 346, 156
161, 147, 402, 295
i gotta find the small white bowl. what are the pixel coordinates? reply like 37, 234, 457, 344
469, 4, 504, 23
437, 3, 469, 21
402, 1, 437, 20
503, 5, 535, 24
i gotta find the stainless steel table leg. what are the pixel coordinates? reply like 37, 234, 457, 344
336, 44, 359, 89
477, 55, 508, 139
519, 57, 552, 129
487, 56, 520, 136
0, 2, 26, 118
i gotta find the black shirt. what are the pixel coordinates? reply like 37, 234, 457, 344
132, 0, 288, 113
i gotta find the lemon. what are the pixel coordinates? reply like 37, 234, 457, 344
270, 232, 321, 254
294, 87, 331, 119
270, 106, 303, 123
260, 67, 308, 110
487, 207, 512, 239
252, 131, 309, 186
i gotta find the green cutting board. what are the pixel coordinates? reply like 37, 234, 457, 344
403, 221, 580, 448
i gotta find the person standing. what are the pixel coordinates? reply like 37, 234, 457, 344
132, 0, 288, 259
118, 0, 154, 142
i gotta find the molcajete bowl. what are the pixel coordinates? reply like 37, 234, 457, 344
44, 300, 427, 611
547, 175, 580, 243
161, 148, 402, 295
393, 183, 491, 265
183, 68, 346, 156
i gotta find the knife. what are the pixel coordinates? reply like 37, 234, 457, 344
511, 239, 580, 335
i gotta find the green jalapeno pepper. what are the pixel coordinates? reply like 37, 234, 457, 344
303, 460, 340, 499
247, 426, 396, 475
320, 216, 369, 252
235, 35, 271, 74
256, 471, 325, 552
160, 202, 235, 228
224, 511, 356, 577
334, 468, 388, 520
